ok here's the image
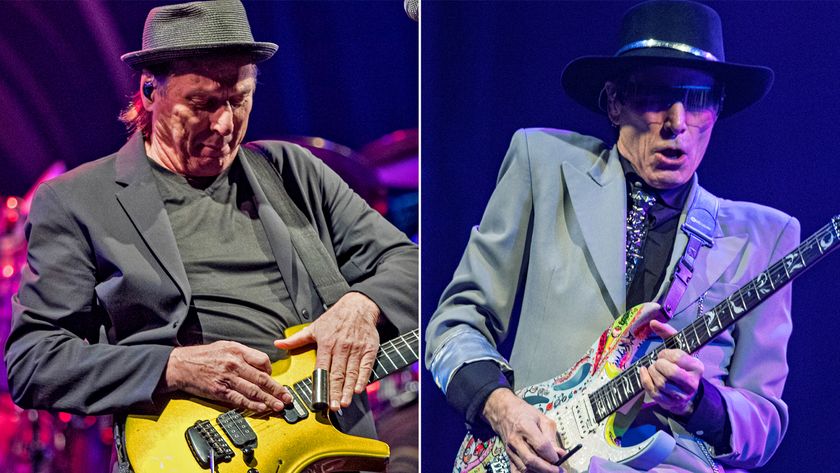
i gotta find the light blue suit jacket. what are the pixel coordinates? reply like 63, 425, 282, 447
426, 128, 799, 471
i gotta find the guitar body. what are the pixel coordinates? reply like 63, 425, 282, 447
454, 216, 840, 472
454, 304, 675, 473
125, 325, 389, 473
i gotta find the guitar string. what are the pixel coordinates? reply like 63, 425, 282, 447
591, 302, 733, 417
589, 224, 832, 417
214, 336, 415, 435
204, 331, 419, 438
204, 344, 395, 436
538, 225, 838, 444
591, 230, 810, 412
241, 332, 420, 435
167, 223, 833, 463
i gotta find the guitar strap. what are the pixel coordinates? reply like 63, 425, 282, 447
239, 144, 380, 453
657, 186, 719, 319
113, 146, 359, 473
239, 144, 351, 309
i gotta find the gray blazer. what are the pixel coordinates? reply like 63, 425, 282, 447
426, 128, 799, 471
5, 132, 418, 416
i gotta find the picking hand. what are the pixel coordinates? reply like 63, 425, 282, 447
483, 388, 566, 473
163, 341, 292, 412
273, 292, 380, 411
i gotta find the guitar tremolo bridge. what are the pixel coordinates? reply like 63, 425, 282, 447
186, 410, 261, 469
185, 388, 314, 471
185, 419, 235, 469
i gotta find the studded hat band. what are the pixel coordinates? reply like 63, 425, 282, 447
615, 38, 720, 62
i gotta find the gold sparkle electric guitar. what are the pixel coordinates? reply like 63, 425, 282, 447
124, 325, 419, 473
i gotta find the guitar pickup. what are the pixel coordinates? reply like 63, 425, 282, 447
282, 385, 309, 424
217, 410, 258, 450
185, 420, 234, 469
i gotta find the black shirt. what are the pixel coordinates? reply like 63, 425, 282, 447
620, 156, 692, 308
150, 158, 295, 361
448, 155, 729, 450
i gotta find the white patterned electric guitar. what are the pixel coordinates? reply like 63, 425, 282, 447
454, 215, 840, 473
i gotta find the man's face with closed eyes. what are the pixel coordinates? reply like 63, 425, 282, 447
143, 56, 257, 177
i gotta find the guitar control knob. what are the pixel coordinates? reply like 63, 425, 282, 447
247, 469, 259, 473
243, 447, 255, 463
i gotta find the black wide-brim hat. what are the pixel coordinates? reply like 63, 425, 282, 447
562, 0, 773, 118
121, 0, 278, 70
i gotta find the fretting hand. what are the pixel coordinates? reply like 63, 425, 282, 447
639, 319, 704, 416
273, 292, 381, 411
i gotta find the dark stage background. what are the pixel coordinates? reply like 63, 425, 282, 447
0, 1, 418, 195
0, 1, 417, 472
422, 1, 839, 472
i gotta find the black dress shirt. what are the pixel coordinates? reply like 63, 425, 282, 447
619, 157, 731, 450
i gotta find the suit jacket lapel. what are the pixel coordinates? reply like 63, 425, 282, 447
563, 146, 626, 315
113, 133, 191, 303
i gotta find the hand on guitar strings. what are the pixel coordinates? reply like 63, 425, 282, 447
161, 341, 294, 412
274, 291, 381, 411
482, 388, 567, 473
639, 319, 704, 416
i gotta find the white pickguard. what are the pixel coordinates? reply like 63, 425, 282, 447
454, 217, 840, 472
454, 305, 675, 473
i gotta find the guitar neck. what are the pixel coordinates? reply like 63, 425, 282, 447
291, 329, 419, 410
370, 329, 420, 381
589, 216, 840, 423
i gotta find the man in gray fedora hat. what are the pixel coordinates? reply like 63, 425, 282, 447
4, 0, 417, 470
426, 1, 796, 472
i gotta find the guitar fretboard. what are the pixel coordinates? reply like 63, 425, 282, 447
589, 216, 840, 423
292, 329, 419, 409
372, 329, 420, 381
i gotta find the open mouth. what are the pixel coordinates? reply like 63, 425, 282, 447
658, 147, 685, 159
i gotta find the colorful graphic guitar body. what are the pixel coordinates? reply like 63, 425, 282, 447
455, 304, 674, 473
455, 215, 840, 473
125, 325, 419, 473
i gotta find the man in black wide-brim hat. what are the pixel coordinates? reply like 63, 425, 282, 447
427, 1, 795, 472
5, 1, 417, 471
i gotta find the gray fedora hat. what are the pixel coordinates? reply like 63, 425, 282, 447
121, 0, 278, 70
562, 0, 773, 118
